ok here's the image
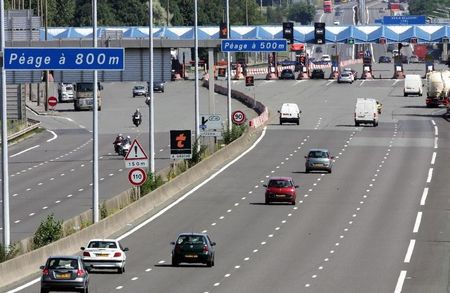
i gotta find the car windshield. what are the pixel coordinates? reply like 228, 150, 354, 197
48, 258, 78, 269
268, 179, 293, 188
135, 86, 145, 90
76, 83, 94, 92
341, 73, 349, 77
177, 235, 206, 245
309, 151, 329, 158
88, 241, 117, 249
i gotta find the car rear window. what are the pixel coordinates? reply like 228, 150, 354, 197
88, 241, 117, 249
177, 235, 206, 245
48, 258, 78, 269
268, 179, 293, 188
309, 151, 328, 158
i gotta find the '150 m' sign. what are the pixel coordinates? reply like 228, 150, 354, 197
4, 48, 125, 71
221, 39, 287, 52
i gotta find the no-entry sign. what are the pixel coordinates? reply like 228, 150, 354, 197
48, 96, 57, 108
128, 167, 147, 186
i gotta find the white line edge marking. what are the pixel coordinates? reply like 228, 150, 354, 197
413, 212, 422, 233
431, 120, 436, 126
394, 270, 407, 293
434, 137, 438, 149
404, 239, 416, 263
431, 152, 436, 165
420, 187, 428, 206
46, 130, 57, 142
426, 168, 433, 183
10, 145, 40, 158
434, 126, 438, 136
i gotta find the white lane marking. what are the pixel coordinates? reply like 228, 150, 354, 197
115, 286, 123, 290
131, 277, 138, 281
359, 80, 366, 87
326, 80, 334, 86
393, 79, 400, 85
426, 168, 433, 183
413, 212, 422, 233
434, 126, 438, 136
394, 271, 407, 293
420, 188, 428, 206
404, 239, 416, 263
10, 145, 40, 158
46, 130, 58, 142
434, 137, 438, 149
29, 213, 35, 216
431, 152, 436, 165
431, 120, 436, 126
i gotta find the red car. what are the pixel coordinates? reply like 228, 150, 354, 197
263, 177, 298, 205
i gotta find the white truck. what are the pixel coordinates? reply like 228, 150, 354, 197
74, 82, 103, 111
426, 70, 450, 107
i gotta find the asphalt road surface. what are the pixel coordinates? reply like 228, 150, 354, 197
9, 67, 450, 292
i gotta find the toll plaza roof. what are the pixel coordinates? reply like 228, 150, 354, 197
41, 25, 450, 43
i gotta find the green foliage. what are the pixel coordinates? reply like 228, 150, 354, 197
223, 124, 247, 144
100, 201, 108, 219
0, 242, 19, 263
140, 172, 164, 196
32, 214, 63, 250
287, 3, 315, 25
266, 6, 284, 24
187, 139, 208, 167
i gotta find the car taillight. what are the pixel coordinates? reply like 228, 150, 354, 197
77, 269, 86, 277
83, 251, 90, 257
203, 245, 209, 253
113, 252, 122, 257
42, 268, 49, 276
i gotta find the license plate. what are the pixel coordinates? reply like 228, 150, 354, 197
96, 253, 108, 257
57, 273, 71, 279
314, 163, 323, 166
86, 100, 93, 105
276, 194, 285, 197
185, 255, 198, 258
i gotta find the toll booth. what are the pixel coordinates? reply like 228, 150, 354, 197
393, 64, 404, 79
329, 55, 340, 79
425, 54, 434, 77
266, 53, 278, 80
297, 65, 309, 80
361, 57, 373, 79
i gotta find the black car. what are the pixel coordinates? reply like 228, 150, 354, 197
171, 233, 216, 267
311, 69, 325, 79
280, 69, 296, 80
153, 81, 165, 93
378, 56, 391, 63
40, 256, 89, 293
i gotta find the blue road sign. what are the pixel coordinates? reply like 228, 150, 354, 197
4, 48, 124, 70
374, 18, 383, 24
382, 15, 426, 25
221, 39, 288, 52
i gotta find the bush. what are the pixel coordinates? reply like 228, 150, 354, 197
140, 172, 164, 196
0, 242, 19, 263
187, 139, 208, 167
32, 214, 63, 249
223, 124, 247, 144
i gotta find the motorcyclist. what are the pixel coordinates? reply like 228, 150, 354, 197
132, 108, 142, 126
113, 133, 124, 153
123, 135, 131, 145
376, 101, 382, 114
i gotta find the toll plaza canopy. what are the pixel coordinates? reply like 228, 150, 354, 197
43, 25, 450, 43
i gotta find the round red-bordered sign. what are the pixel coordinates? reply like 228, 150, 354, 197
128, 167, 147, 186
232, 110, 246, 125
48, 96, 57, 108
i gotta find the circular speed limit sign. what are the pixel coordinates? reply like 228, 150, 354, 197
232, 110, 246, 125
128, 167, 147, 186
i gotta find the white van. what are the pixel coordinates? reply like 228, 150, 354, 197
354, 98, 379, 127
58, 83, 74, 102
278, 103, 301, 125
404, 74, 423, 96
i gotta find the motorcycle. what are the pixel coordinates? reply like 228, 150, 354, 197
132, 113, 141, 127
120, 140, 131, 157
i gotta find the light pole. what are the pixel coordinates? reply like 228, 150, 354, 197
226, 0, 231, 132
92, 0, 99, 223
149, 0, 155, 175
194, 0, 200, 144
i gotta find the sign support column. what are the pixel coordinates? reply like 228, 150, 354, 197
92, 0, 99, 223
226, 0, 232, 132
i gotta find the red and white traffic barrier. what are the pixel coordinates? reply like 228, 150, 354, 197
249, 107, 269, 128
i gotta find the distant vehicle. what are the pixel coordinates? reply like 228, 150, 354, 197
171, 233, 216, 267
280, 69, 296, 80
413, 44, 428, 61
58, 83, 74, 103
379, 7, 384, 13
263, 177, 298, 205
40, 255, 89, 293
278, 103, 301, 125
333, 20, 340, 25
426, 70, 450, 107
343, 68, 357, 80
305, 149, 334, 173
354, 98, 379, 127
324, 0, 333, 13
404, 74, 423, 97
338, 72, 353, 84
153, 81, 165, 93
81, 239, 129, 274
321, 54, 331, 62
409, 55, 420, 63
387, 43, 396, 52
74, 82, 103, 111
311, 69, 325, 79
378, 56, 392, 63
315, 46, 323, 54
392, 49, 399, 56
132, 85, 147, 97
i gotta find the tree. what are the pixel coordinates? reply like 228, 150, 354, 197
51, 0, 76, 26
266, 5, 284, 24
287, 2, 315, 25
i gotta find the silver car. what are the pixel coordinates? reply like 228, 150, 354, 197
305, 149, 334, 173
338, 72, 353, 84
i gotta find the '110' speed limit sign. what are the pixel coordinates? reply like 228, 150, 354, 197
128, 167, 147, 186
232, 110, 246, 125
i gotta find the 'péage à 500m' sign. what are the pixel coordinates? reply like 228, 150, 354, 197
221, 39, 287, 52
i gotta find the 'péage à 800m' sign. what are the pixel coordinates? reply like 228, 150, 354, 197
221, 39, 287, 52
4, 48, 124, 71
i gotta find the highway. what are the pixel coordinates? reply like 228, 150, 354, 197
0, 81, 257, 243
10, 69, 450, 292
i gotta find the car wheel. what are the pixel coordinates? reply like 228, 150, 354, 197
291, 200, 296, 205
206, 258, 213, 267
404, 93, 407, 97
133, 95, 135, 98
305, 168, 310, 173
265, 197, 270, 205
279, 120, 283, 125
118, 267, 124, 274
328, 169, 332, 174
40, 289, 48, 293
296, 119, 300, 125
172, 256, 179, 267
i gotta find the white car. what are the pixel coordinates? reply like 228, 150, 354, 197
343, 68, 356, 81
81, 239, 128, 273
338, 72, 353, 83
321, 54, 331, 62
333, 20, 340, 25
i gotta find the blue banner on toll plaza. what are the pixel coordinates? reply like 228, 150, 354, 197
4, 47, 124, 70
221, 39, 288, 52
382, 15, 426, 25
